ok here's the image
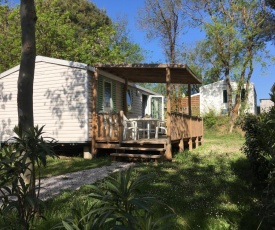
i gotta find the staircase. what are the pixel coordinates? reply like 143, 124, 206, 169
110, 141, 166, 162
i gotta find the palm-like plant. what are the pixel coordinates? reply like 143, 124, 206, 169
59, 168, 175, 230
0, 125, 57, 229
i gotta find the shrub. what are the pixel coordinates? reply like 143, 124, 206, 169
57, 168, 175, 229
241, 114, 271, 180
0, 126, 57, 230
203, 110, 218, 128
241, 106, 275, 227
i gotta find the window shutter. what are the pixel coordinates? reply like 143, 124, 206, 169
112, 81, 116, 112
97, 77, 103, 112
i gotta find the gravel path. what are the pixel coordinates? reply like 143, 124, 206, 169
39, 162, 135, 201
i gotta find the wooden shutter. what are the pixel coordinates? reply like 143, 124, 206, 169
97, 76, 103, 112
112, 81, 116, 112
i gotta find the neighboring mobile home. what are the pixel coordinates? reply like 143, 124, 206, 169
0, 56, 162, 149
260, 99, 274, 113
199, 80, 257, 116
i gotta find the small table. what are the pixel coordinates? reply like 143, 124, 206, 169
129, 118, 159, 139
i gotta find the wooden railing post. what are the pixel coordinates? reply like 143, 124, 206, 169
165, 67, 172, 160
124, 79, 128, 116
119, 111, 124, 143
201, 118, 204, 145
91, 69, 98, 157
195, 117, 199, 148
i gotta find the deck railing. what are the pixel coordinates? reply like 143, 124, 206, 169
95, 113, 122, 142
95, 112, 203, 142
170, 112, 203, 141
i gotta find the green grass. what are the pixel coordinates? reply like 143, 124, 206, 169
33, 131, 269, 229
38, 155, 112, 178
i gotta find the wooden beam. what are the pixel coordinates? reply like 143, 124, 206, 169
124, 78, 128, 116
119, 111, 124, 143
188, 84, 192, 116
165, 67, 172, 160
179, 138, 184, 152
91, 69, 98, 157
188, 84, 193, 150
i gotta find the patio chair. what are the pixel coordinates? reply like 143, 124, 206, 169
122, 115, 138, 140
155, 120, 167, 138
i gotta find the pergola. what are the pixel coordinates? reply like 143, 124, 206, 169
91, 64, 202, 159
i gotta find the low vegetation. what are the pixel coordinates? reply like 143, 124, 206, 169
24, 129, 266, 229
241, 108, 275, 227
1, 113, 273, 229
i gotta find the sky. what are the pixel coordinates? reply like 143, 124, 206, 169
92, 0, 275, 105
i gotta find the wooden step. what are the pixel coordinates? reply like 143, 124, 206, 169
115, 147, 165, 152
110, 153, 162, 162
96, 143, 120, 149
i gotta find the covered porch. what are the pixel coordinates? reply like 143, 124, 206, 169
90, 64, 203, 161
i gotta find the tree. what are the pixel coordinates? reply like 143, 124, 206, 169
181, 40, 222, 85
138, 0, 185, 63
0, 4, 21, 73
185, 0, 267, 131
138, 0, 188, 110
0, 0, 144, 73
17, 0, 36, 197
260, 0, 275, 43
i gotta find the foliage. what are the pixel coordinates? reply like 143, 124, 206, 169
260, 0, 275, 43
0, 4, 21, 73
241, 86, 275, 226
0, 125, 57, 230
28, 130, 269, 229
0, 0, 144, 73
203, 110, 218, 128
56, 168, 175, 229
183, 0, 267, 132
241, 114, 271, 180
138, 0, 185, 63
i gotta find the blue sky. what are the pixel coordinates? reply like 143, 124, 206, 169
92, 0, 275, 105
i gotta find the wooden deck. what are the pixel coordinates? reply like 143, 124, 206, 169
93, 112, 203, 161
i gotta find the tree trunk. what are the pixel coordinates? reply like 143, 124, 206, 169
229, 92, 241, 133
224, 67, 232, 117
18, 0, 36, 192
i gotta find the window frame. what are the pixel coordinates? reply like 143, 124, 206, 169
126, 89, 132, 111
223, 89, 228, 103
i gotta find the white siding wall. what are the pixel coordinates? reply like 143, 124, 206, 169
200, 81, 226, 115
260, 99, 274, 113
0, 59, 90, 143
127, 86, 143, 119
0, 72, 18, 141
200, 80, 257, 115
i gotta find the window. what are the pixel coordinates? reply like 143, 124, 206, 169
241, 88, 245, 102
103, 81, 113, 111
126, 89, 132, 111
223, 90, 228, 103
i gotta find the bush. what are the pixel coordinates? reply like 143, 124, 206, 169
0, 126, 57, 230
203, 110, 218, 128
56, 168, 175, 229
241, 114, 271, 180
241, 106, 275, 226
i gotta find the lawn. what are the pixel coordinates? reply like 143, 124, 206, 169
34, 130, 268, 229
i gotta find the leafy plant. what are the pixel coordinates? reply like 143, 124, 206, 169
241, 85, 275, 227
58, 168, 175, 229
203, 110, 218, 128
0, 125, 57, 230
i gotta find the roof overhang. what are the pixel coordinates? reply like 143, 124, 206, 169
95, 63, 202, 84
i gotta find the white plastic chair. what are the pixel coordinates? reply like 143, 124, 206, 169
122, 115, 138, 140
155, 120, 167, 138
